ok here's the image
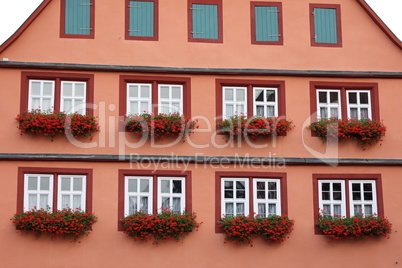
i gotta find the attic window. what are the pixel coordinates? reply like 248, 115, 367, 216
61, 0, 95, 39
310, 4, 342, 47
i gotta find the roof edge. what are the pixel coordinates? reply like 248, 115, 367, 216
0, 0, 52, 54
356, 0, 402, 50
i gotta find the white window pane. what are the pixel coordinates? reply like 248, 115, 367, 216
140, 179, 149, 193
28, 177, 38, 191
256, 106, 264, 116
40, 177, 50, 191
225, 203, 234, 217
63, 99, 72, 113
128, 85, 139, 98
172, 180, 182, 193
320, 107, 328, 119
129, 102, 139, 115
161, 197, 170, 209
140, 85, 150, 98
172, 86, 181, 99
75, 83, 85, 97
224, 88, 233, 101
350, 108, 358, 118
31, 82, 41, 95
225, 105, 234, 117
330, 108, 339, 119
160, 86, 170, 98
236, 88, 245, 101
361, 108, 369, 119
42, 99, 52, 111
266, 90, 276, 101
329, 92, 338, 103
172, 197, 181, 213
129, 196, 138, 214
63, 83, 73, 97
128, 179, 138, 193
73, 195, 81, 209
159, 105, 169, 114
161, 180, 170, 193
255, 89, 263, 102
39, 194, 49, 209
348, 92, 357, 104
237, 104, 245, 114
29, 194, 37, 210
73, 177, 83, 191
61, 195, 70, 209
236, 203, 245, 215
354, 205, 362, 216
267, 106, 275, 117
323, 204, 331, 216
268, 204, 276, 215
364, 205, 373, 216
61, 177, 70, 191
360, 92, 369, 104
43, 82, 54, 96
140, 102, 149, 113
31, 98, 41, 110
333, 205, 342, 216
258, 203, 266, 216
140, 197, 148, 211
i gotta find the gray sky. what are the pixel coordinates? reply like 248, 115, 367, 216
0, 0, 401, 45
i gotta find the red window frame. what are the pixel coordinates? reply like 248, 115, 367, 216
187, 0, 223, 43
309, 81, 380, 121
20, 72, 95, 115
17, 167, 93, 213
250, 2, 283, 45
312, 173, 384, 234
125, 0, 159, 41
215, 171, 288, 233
117, 169, 192, 230
60, 0, 95, 39
119, 75, 192, 118
309, 4, 342, 47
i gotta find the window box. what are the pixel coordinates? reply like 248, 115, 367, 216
308, 118, 386, 147
219, 115, 294, 140
219, 215, 294, 245
121, 210, 201, 243
12, 209, 97, 241
125, 113, 196, 140
317, 215, 392, 242
16, 110, 100, 139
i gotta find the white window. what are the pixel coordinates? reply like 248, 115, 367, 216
124, 176, 153, 216
253, 179, 281, 217
347, 90, 371, 120
349, 180, 377, 217
223, 87, 247, 119
28, 80, 55, 112
158, 177, 185, 214
317, 90, 341, 119
61, 81, 87, 114
124, 176, 186, 215
318, 180, 346, 217
58, 175, 86, 210
28, 79, 87, 114
126, 83, 152, 115
158, 84, 183, 114
253, 88, 278, 117
222, 178, 249, 217
24, 174, 54, 211
24, 174, 86, 212
318, 179, 377, 218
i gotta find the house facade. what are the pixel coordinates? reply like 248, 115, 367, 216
0, 0, 402, 267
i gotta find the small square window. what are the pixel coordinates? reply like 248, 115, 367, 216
126, 0, 159, 41
251, 2, 283, 45
310, 4, 342, 47
61, 0, 95, 39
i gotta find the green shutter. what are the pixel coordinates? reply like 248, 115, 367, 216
65, 0, 92, 35
255, 6, 279, 42
191, 4, 218, 39
129, 1, 154, 37
314, 8, 338, 44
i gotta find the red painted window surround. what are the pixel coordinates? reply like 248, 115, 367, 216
312, 174, 384, 234
187, 0, 223, 43
20, 71, 94, 115
250, 2, 283, 46
309, 4, 342, 47
309, 81, 380, 122
17, 167, 93, 213
125, 0, 159, 41
215, 79, 286, 131
119, 75, 192, 117
117, 170, 192, 231
60, 0, 95, 39
215, 171, 288, 233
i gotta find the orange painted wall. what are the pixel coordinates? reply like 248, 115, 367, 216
1, 0, 401, 71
